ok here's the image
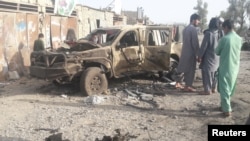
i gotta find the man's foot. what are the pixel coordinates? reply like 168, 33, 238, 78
175, 83, 184, 89
217, 107, 223, 112
223, 112, 232, 117
183, 86, 196, 92
212, 88, 216, 93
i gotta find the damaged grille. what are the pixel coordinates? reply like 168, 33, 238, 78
31, 52, 66, 67
30, 52, 71, 80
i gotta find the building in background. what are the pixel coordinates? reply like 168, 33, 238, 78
123, 7, 153, 25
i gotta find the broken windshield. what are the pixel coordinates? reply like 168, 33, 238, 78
84, 29, 121, 46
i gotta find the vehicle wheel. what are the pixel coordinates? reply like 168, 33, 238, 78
80, 67, 108, 96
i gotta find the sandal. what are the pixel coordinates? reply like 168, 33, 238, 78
223, 112, 232, 117
175, 83, 184, 89
183, 87, 197, 92
212, 89, 216, 93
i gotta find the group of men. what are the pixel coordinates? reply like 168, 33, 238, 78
175, 13, 242, 117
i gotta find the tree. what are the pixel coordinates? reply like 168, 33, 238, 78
193, 0, 208, 32
220, 0, 250, 35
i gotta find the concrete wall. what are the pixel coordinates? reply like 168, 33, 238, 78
77, 6, 115, 38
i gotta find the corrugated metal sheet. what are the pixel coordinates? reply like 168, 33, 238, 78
2, 13, 18, 72
0, 12, 35, 79
51, 16, 77, 49
0, 13, 6, 80
61, 17, 77, 41
27, 14, 38, 51
0, 14, 4, 60
61, 17, 68, 41
16, 13, 30, 75
51, 16, 61, 49
67, 17, 77, 39
45, 14, 51, 48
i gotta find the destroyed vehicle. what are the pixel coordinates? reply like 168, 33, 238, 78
30, 25, 183, 96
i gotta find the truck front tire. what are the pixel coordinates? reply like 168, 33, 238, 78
80, 67, 108, 96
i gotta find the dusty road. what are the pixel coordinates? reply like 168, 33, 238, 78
0, 51, 250, 141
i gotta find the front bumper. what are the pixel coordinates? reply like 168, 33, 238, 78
30, 51, 73, 80
30, 66, 68, 80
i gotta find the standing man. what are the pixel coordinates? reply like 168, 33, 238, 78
197, 17, 220, 95
175, 13, 200, 92
33, 33, 45, 51
218, 17, 225, 38
215, 19, 242, 117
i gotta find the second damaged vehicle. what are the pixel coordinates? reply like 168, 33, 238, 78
30, 25, 183, 96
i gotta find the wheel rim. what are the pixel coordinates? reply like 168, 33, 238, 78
90, 76, 101, 92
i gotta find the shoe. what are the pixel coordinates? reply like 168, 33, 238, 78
198, 91, 211, 95
183, 86, 196, 92
223, 112, 232, 117
212, 89, 216, 93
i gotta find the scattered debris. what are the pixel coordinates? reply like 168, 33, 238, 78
8, 71, 20, 80
0, 136, 29, 141
124, 89, 154, 101
161, 76, 172, 83
60, 94, 68, 98
201, 110, 209, 115
0, 82, 10, 87
84, 95, 106, 105
124, 96, 140, 105
95, 129, 138, 141
246, 114, 250, 125
135, 91, 154, 101
34, 128, 59, 134
45, 133, 70, 141
169, 81, 176, 86
124, 89, 138, 98
103, 89, 111, 95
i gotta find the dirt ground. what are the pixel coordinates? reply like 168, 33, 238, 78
0, 51, 250, 141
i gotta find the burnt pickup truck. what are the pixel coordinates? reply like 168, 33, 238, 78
30, 25, 183, 96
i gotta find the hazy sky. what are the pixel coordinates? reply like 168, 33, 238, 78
77, 0, 229, 24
